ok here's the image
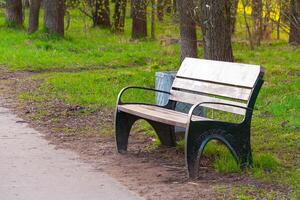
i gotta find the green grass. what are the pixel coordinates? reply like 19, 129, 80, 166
0, 6, 300, 199
0, 9, 180, 72
213, 153, 241, 174
218, 184, 290, 200
26, 68, 159, 110
177, 140, 280, 174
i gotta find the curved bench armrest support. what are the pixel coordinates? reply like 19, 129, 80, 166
187, 102, 253, 123
117, 86, 171, 105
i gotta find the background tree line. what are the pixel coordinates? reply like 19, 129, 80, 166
3, 0, 300, 62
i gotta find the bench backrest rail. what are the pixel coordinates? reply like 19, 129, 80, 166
170, 58, 264, 115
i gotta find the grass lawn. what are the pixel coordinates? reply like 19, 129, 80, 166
0, 8, 299, 199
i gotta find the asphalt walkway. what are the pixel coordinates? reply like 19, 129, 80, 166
0, 106, 142, 200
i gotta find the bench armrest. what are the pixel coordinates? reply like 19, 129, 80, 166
187, 102, 253, 123
117, 86, 171, 105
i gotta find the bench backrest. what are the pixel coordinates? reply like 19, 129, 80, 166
170, 58, 264, 115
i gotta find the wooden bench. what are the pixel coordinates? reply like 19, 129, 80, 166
114, 58, 264, 178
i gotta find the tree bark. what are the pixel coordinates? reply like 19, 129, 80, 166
28, 0, 41, 33
24, 0, 30, 7
131, 0, 147, 39
231, 0, 239, 34
130, 0, 134, 17
44, 0, 65, 36
178, 0, 197, 62
173, 0, 177, 14
151, 0, 156, 39
199, 0, 234, 62
157, 0, 164, 21
252, 0, 263, 46
6, 0, 23, 28
93, 0, 110, 28
241, 0, 254, 49
113, 0, 127, 32
262, 0, 272, 40
289, 0, 300, 44
165, 0, 172, 13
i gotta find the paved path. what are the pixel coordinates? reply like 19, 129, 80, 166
0, 106, 142, 200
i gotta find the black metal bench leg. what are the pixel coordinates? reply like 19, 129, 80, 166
148, 120, 176, 147
115, 111, 138, 153
185, 127, 240, 179
231, 134, 253, 168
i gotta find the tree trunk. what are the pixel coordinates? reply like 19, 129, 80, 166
151, 0, 156, 39
231, 0, 239, 34
173, 0, 177, 14
165, 0, 172, 13
131, 0, 147, 39
24, 0, 30, 7
130, 0, 134, 17
262, 0, 272, 40
241, 0, 254, 49
178, 0, 197, 62
252, 0, 263, 46
28, 0, 41, 33
93, 0, 110, 28
277, 0, 282, 40
289, 0, 300, 44
44, 0, 65, 36
113, 0, 127, 32
6, 0, 23, 28
157, 0, 164, 21
199, 0, 234, 62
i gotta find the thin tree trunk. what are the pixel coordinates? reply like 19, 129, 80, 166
289, 0, 300, 44
241, 0, 254, 49
178, 0, 197, 62
28, 0, 41, 33
231, 0, 239, 34
113, 0, 127, 32
24, 0, 30, 7
151, 0, 156, 39
93, 0, 110, 28
277, 0, 282, 40
130, 0, 134, 17
199, 0, 234, 61
157, 0, 164, 21
6, 0, 23, 28
165, 0, 172, 13
263, 0, 272, 40
252, 0, 263, 46
173, 0, 177, 14
131, 0, 147, 39
44, 0, 65, 36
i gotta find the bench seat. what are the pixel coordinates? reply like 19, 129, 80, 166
118, 104, 210, 128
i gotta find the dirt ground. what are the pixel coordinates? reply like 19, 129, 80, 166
0, 69, 289, 200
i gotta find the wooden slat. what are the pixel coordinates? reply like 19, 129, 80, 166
172, 78, 252, 101
170, 90, 247, 115
118, 104, 210, 128
177, 58, 262, 88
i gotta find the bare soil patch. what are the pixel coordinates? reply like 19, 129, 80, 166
0, 71, 290, 200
